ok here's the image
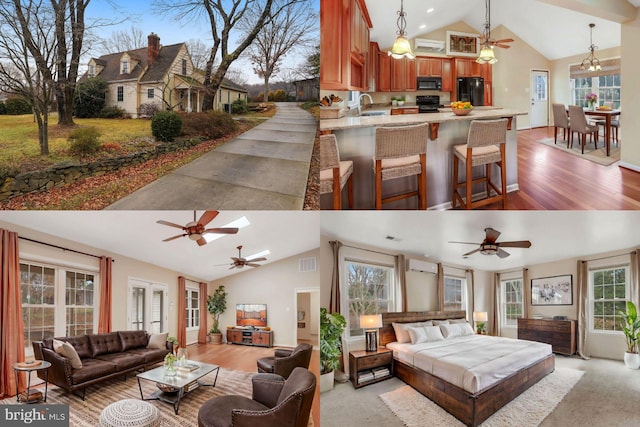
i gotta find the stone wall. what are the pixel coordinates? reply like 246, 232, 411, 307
0, 137, 203, 201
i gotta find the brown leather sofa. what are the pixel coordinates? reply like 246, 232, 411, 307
256, 343, 312, 379
197, 367, 316, 427
32, 331, 171, 399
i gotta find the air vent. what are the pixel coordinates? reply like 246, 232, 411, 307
299, 257, 317, 273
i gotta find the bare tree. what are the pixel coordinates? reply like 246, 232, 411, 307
98, 26, 146, 53
154, 0, 305, 111
224, 66, 249, 86
186, 39, 211, 71
276, 68, 299, 99
240, 0, 316, 102
297, 43, 319, 79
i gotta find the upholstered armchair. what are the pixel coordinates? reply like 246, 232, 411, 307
256, 343, 312, 379
197, 367, 316, 427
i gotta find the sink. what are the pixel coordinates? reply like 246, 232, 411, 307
360, 110, 388, 116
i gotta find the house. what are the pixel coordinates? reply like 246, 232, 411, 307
84, 33, 247, 117
0, 210, 319, 425
294, 77, 320, 101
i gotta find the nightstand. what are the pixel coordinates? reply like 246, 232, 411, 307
349, 348, 393, 389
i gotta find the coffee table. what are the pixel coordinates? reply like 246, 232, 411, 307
136, 361, 220, 414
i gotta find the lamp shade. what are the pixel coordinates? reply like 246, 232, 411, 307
476, 45, 497, 64
388, 36, 415, 60
360, 314, 383, 329
473, 311, 488, 322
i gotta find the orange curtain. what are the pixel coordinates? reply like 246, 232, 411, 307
98, 256, 113, 333
198, 282, 208, 344
0, 229, 26, 398
177, 276, 186, 347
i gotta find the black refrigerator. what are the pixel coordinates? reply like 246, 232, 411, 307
456, 77, 484, 106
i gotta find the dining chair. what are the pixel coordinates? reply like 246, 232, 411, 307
551, 103, 570, 146
320, 134, 353, 210
452, 118, 509, 210
568, 105, 599, 154
373, 123, 429, 210
593, 102, 619, 147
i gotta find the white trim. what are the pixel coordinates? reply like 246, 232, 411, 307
619, 162, 640, 173
20, 252, 98, 273
588, 264, 630, 335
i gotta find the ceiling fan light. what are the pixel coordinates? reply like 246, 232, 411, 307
389, 36, 415, 59
189, 233, 202, 241
476, 45, 497, 64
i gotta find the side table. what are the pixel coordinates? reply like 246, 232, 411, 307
349, 348, 393, 389
13, 360, 51, 403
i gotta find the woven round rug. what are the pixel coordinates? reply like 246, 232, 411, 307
98, 399, 160, 427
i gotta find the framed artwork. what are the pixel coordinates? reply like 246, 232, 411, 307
446, 31, 480, 57
531, 275, 573, 306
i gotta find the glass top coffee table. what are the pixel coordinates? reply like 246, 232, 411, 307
136, 360, 220, 414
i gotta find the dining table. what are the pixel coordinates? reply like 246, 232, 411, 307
585, 109, 621, 157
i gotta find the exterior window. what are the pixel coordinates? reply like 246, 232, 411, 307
21, 264, 56, 346
571, 74, 621, 109
182, 59, 187, 75
65, 271, 95, 336
345, 261, 394, 338
147, 88, 154, 99
185, 287, 200, 329
117, 86, 124, 102
502, 279, 524, 327
88, 64, 95, 78
444, 276, 465, 311
122, 60, 129, 74
591, 266, 628, 332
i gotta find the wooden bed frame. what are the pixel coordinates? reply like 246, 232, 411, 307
380, 311, 555, 427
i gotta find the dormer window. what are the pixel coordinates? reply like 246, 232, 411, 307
88, 64, 95, 78
122, 60, 129, 74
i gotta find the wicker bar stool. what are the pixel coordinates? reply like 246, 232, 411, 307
373, 123, 429, 210
320, 134, 353, 210
452, 118, 508, 210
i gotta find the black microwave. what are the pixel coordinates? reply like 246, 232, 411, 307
417, 77, 442, 91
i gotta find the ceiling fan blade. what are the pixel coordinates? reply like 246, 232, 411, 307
246, 263, 262, 268
197, 210, 219, 227
498, 240, 532, 248
463, 248, 481, 257
246, 257, 267, 262
484, 228, 501, 243
493, 43, 511, 49
162, 234, 186, 242
196, 237, 207, 246
497, 248, 511, 259
231, 257, 240, 262
202, 227, 239, 235
493, 38, 514, 43
448, 241, 481, 245
157, 220, 186, 230
229, 265, 237, 270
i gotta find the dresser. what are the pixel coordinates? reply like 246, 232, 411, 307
517, 318, 576, 355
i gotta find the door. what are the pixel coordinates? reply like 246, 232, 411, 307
530, 70, 549, 128
128, 279, 168, 332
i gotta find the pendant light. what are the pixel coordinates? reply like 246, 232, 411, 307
476, 0, 497, 64
388, 0, 415, 60
580, 23, 602, 71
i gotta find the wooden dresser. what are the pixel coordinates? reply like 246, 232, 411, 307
517, 318, 576, 355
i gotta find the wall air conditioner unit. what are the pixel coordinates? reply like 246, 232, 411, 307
407, 259, 437, 274
414, 38, 445, 53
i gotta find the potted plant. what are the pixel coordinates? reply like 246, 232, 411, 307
320, 307, 346, 392
397, 96, 406, 107
207, 285, 227, 345
167, 336, 179, 355
618, 301, 640, 369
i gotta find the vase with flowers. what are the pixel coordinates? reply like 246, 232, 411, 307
586, 93, 598, 111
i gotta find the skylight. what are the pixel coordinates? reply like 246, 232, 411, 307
246, 249, 270, 261
204, 216, 251, 243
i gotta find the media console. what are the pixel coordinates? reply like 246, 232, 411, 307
226, 328, 273, 348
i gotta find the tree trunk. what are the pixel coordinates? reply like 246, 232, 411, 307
263, 75, 270, 103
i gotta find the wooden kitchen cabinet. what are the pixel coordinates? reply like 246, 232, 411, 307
417, 57, 441, 77
442, 59, 453, 92
480, 63, 492, 83
455, 58, 481, 78
484, 82, 493, 106
367, 42, 380, 92
390, 57, 416, 92
377, 52, 391, 92
405, 58, 416, 91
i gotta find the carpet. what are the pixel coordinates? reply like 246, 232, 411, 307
379, 367, 584, 427
536, 137, 620, 166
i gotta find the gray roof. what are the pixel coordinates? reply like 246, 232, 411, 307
220, 78, 248, 93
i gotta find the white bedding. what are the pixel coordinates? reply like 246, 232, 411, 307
387, 334, 552, 394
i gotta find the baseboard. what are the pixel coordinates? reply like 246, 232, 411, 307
619, 162, 640, 174
429, 184, 520, 211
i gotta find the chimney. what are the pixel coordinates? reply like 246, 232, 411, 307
148, 32, 160, 66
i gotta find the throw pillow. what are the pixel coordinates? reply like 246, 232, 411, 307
450, 318, 468, 324
432, 320, 450, 326
440, 323, 463, 339
52, 339, 65, 353
60, 342, 83, 369
147, 332, 168, 349
408, 325, 445, 344
459, 323, 475, 336
392, 322, 422, 343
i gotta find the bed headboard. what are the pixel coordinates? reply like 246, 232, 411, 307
380, 310, 467, 346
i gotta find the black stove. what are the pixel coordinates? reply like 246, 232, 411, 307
416, 95, 441, 113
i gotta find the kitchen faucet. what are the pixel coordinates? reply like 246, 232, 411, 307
358, 93, 373, 115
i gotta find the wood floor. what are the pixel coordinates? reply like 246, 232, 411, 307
188, 342, 320, 427
463, 126, 640, 210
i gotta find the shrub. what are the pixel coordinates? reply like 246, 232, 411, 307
231, 98, 248, 114
152, 111, 182, 142
68, 127, 102, 155
138, 103, 160, 118
99, 105, 126, 119
73, 77, 108, 118
271, 89, 287, 102
179, 110, 238, 140
5, 98, 32, 115
0, 101, 5, 115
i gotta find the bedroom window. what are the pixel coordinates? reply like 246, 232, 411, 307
444, 276, 465, 311
591, 266, 628, 333
502, 279, 524, 327
345, 260, 394, 337
185, 287, 200, 330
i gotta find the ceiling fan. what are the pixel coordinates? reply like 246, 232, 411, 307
157, 211, 238, 246
479, 0, 514, 50
449, 227, 531, 259
224, 245, 267, 269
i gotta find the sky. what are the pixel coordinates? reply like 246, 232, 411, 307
85, 0, 320, 85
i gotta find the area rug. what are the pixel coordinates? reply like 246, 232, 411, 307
536, 137, 620, 166
379, 367, 584, 427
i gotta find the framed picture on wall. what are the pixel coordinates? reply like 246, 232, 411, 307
531, 275, 573, 306
446, 31, 480, 57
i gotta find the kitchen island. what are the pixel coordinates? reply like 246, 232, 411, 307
320, 108, 527, 210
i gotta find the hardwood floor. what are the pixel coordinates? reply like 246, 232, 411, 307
458, 126, 640, 210
188, 342, 320, 427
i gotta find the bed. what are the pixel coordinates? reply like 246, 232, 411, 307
380, 311, 555, 427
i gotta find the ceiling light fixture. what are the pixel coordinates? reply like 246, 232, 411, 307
389, 0, 415, 60
477, 0, 497, 64
580, 23, 602, 71
203, 216, 251, 243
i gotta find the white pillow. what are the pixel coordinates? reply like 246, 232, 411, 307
52, 339, 65, 353
408, 325, 445, 344
450, 318, 468, 324
392, 322, 423, 343
459, 322, 475, 336
147, 332, 168, 349
440, 323, 463, 339
59, 342, 83, 369
432, 320, 450, 326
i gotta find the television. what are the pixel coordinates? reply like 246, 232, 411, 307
236, 304, 267, 327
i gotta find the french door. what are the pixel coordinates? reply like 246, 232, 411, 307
128, 279, 168, 333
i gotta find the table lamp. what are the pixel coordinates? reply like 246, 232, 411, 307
473, 311, 488, 334
360, 314, 383, 352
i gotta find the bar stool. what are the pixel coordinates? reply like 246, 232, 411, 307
452, 118, 508, 210
320, 134, 353, 210
374, 123, 429, 210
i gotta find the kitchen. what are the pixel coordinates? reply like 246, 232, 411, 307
319, 0, 640, 210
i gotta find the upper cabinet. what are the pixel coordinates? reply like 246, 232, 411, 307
386, 57, 416, 92
320, 0, 372, 91
417, 57, 453, 92
367, 42, 380, 92
454, 58, 481, 78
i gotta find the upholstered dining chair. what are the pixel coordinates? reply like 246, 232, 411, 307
568, 105, 599, 154
197, 367, 316, 427
551, 103, 570, 146
593, 102, 619, 147
373, 123, 429, 210
452, 118, 509, 210
256, 343, 312, 379
320, 134, 353, 210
